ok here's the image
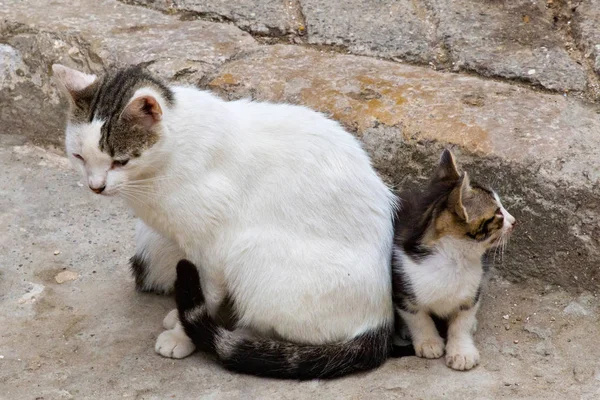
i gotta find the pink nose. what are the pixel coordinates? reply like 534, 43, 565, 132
90, 185, 106, 194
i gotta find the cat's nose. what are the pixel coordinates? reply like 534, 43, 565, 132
90, 185, 106, 194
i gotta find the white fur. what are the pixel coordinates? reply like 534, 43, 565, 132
65, 84, 396, 346
445, 303, 480, 370
398, 309, 444, 359
155, 322, 196, 359
135, 220, 183, 293
163, 309, 179, 330
395, 237, 484, 318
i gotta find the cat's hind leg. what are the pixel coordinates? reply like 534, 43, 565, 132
130, 219, 184, 294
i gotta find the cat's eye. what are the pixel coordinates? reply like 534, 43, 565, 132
495, 208, 502, 216
73, 153, 84, 161
112, 159, 129, 168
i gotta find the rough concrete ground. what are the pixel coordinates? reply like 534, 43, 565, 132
1, 134, 599, 399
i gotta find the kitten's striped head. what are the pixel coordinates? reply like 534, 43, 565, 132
52, 64, 173, 195
398, 149, 516, 257
428, 150, 516, 248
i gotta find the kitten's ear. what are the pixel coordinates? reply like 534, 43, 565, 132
121, 94, 163, 129
51, 64, 97, 102
449, 172, 471, 222
433, 149, 460, 182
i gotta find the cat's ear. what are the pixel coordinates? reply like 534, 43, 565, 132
449, 172, 471, 222
432, 149, 460, 182
121, 94, 163, 129
51, 64, 97, 102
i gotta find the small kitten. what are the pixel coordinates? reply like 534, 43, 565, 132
392, 150, 515, 370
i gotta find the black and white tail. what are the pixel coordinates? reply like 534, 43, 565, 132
175, 259, 394, 380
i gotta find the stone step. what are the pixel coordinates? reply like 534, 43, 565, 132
129, 0, 600, 97
1, 0, 598, 291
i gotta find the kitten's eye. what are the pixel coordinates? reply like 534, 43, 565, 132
73, 153, 84, 161
495, 208, 503, 216
111, 159, 129, 168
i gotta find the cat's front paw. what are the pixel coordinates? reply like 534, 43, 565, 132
414, 336, 445, 359
155, 324, 195, 359
445, 343, 480, 371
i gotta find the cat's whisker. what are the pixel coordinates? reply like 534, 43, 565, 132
118, 183, 165, 195
127, 175, 173, 184
119, 186, 163, 196
119, 187, 164, 201
119, 190, 153, 210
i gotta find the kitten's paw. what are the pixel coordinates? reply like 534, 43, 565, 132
445, 344, 480, 371
155, 326, 195, 359
163, 309, 179, 330
414, 337, 445, 359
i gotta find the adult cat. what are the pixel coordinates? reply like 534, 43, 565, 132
52, 64, 396, 379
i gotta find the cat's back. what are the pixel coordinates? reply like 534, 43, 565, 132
166, 87, 394, 235
229, 99, 361, 155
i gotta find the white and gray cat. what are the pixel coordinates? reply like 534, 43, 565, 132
392, 150, 516, 370
52, 64, 398, 379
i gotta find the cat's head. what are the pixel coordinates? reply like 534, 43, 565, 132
52, 64, 173, 195
405, 149, 516, 254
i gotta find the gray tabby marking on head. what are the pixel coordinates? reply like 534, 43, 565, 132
71, 66, 174, 158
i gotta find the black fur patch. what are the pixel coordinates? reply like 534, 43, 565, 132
129, 254, 148, 292
391, 255, 417, 313
175, 260, 219, 352
390, 344, 416, 357
129, 253, 171, 295
394, 181, 456, 260
175, 259, 402, 380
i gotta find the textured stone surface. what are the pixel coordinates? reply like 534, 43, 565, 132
302, 0, 442, 64
300, 0, 587, 92
124, 0, 305, 36
204, 45, 600, 291
573, 0, 600, 75
1, 136, 599, 398
0, 42, 67, 145
429, 0, 587, 92
0, 0, 256, 142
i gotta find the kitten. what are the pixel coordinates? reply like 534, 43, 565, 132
52, 64, 398, 379
392, 150, 515, 371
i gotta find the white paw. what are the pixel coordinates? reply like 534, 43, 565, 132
163, 309, 179, 330
155, 324, 195, 359
445, 343, 480, 371
414, 336, 445, 359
